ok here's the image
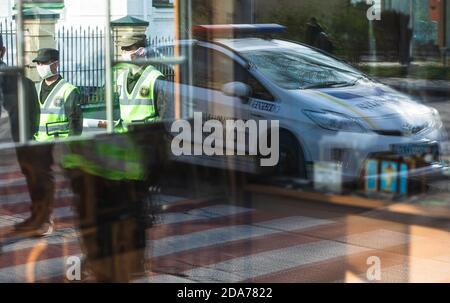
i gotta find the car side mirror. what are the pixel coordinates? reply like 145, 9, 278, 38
222, 82, 252, 101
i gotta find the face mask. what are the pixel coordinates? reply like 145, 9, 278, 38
122, 47, 145, 61
37, 62, 57, 80
121, 52, 133, 62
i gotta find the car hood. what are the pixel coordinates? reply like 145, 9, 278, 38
289, 81, 438, 135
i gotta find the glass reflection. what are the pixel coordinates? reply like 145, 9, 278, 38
0, 0, 449, 284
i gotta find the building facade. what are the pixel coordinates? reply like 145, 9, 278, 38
0, 0, 175, 38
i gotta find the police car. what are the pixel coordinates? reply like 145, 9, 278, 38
149, 24, 449, 186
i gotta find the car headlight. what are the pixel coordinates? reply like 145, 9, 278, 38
430, 108, 443, 130
304, 110, 367, 133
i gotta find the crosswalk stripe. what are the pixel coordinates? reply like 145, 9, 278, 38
0, 170, 24, 181
0, 254, 82, 283
0, 205, 254, 256
139, 241, 369, 283
134, 274, 196, 283
144, 229, 421, 282
0, 215, 331, 281
159, 205, 252, 225
153, 195, 191, 206
0, 189, 73, 205
0, 177, 27, 187
0, 204, 250, 230
0, 165, 20, 174
0, 228, 78, 253
0, 175, 66, 187
0, 205, 425, 284
141, 230, 423, 283
0, 206, 75, 229
0, 215, 21, 228
0, 181, 70, 197
149, 216, 334, 258
1, 158, 438, 284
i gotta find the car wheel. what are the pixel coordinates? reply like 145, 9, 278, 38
276, 132, 307, 178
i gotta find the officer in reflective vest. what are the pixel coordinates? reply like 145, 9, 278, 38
114, 34, 166, 132
61, 132, 150, 282
33, 48, 83, 141
12, 48, 83, 237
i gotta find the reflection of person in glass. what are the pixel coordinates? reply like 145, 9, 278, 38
61, 132, 150, 282
0, 35, 6, 68
113, 34, 169, 132
14, 48, 83, 237
305, 17, 324, 46
0, 37, 39, 143
0, 36, 53, 237
305, 17, 334, 54
1, 35, 38, 144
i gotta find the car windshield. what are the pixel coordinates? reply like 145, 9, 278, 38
241, 45, 367, 90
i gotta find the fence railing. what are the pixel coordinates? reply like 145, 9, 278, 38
58, 27, 174, 104
146, 36, 175, 82
56, 26, 106, 103
0, 18, 17, 66
1, 18, 174, 104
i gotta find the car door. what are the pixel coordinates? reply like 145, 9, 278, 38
189, 44, 250, 122
185, 44, 278, 154
175, 44, 250, 157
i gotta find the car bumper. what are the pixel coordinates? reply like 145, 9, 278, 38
301, 128, 449, 183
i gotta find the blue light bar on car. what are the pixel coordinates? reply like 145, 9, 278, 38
193, 24, 286, 39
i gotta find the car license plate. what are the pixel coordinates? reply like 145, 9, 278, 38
391, 143, 439, 157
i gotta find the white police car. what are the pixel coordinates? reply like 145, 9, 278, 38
150, 24, 449, 185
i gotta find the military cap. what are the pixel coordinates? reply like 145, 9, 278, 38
32, 48, 59, 63
118, 33, 147, 49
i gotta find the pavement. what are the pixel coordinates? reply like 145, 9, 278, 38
0, 144, 449, 283
0, 95, 449, 283
0, 107, 12, 144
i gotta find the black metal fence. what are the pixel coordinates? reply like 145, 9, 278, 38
1, 18, 174, 104
0, 18, 17, 66
56, 26, 106, 103
57, 26, 174, 104
146, 36, 176, 82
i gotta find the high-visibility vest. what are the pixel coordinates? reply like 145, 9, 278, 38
116, 65, 163, 131
61, 134, 145, 181
35, 79, 78, 142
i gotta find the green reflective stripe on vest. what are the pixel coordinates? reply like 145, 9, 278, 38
117, 66, 163, 131
62, 154, 144, 181
120, 99, 154, 106
40, 108, 70, 115
35, 79, 78, 142
61, 138, 145, 181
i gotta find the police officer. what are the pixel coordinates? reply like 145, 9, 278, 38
33, 48, 83, 141
61, 129, 151, 282
0, 36, 39, 150
113, 34, 171, 132
14, 48, 83, 236
0, 35, 48, 238
0, 37, 40, 144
